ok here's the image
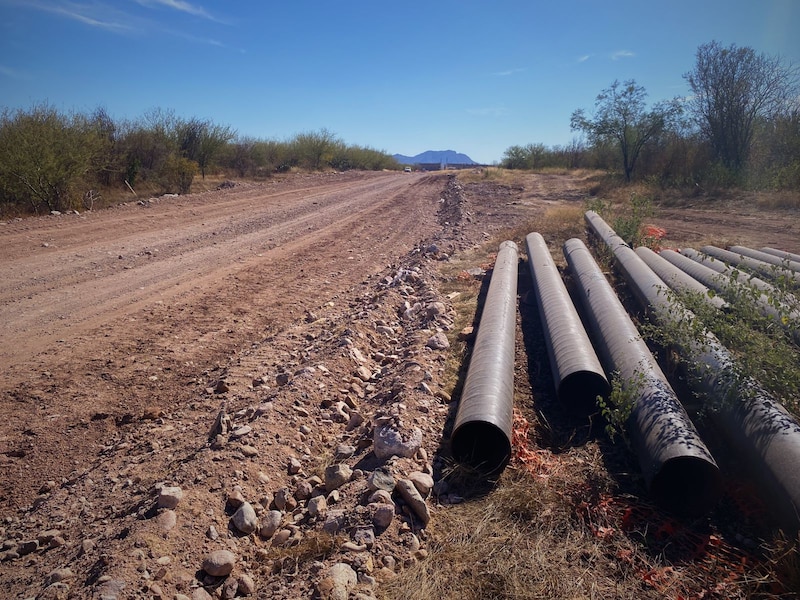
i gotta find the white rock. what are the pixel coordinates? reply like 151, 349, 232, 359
324, 464, 352, 491
259, 510, 282, 539
232, 502, 258, 534
202, 550, 236, 577
373, 424, 422, 460
157, 486, 183, 509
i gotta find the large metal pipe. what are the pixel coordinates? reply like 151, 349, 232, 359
587, 212, 800, 529
701, 245, 800, 285
564, 232, 721, 516
731, 245, 800, 274
451, 240, 518, 475
674, 248, 800, 343
761, 247, 800, 264
524, 232, 609, 411
635, 246, 727, 311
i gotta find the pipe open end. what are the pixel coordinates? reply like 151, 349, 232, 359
649, 456, 723, 517
558, 371, 611, 413
450, 421, 512, 477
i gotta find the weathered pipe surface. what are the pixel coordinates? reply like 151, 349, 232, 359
673, 248, 800, 343
731, 245, 800, 274
524, 232, 609, 411
588, 213, 800, 529
451, 240, 518, 475
701, 245, 800, 285
635, 246, 728, 312
761, 247, 800, 265
565, 232, 721, 516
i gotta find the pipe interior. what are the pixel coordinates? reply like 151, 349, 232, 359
558, 371, 610, 413
649, 456, 723, 517
450, 421, 512, 476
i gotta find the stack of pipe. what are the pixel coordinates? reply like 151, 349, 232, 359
586, 211, 800, 530
564, 229, 721, 516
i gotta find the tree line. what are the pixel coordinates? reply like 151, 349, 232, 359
502, 41, 800, 190
0, 107, 398, 215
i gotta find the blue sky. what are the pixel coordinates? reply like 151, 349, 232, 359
1, 0, 798, 165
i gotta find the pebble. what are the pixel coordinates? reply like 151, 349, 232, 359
240, 445, 259, 457
287, 457, 302, 475
221, 576, 238, 599
408, 472, 435, 497
318, 562, 358, 600
324, 464, 352, 491
426, 332, 450, 350
259, 510, 282, 539
232, 502, 258, 534
227, 487, 245, 509
202, 550, 236, 577
308, 495, 327, 518
373, 424, 423, 460
192, 588, 214, 600
294, 479, 313, 501
370, 503, 394, 528
157, 486, 183, 509
366, 469, 395, 493
237, 573, 256, 596
334, 444, 356, 460
395, 479, 430, 525
156, 509, 177, 533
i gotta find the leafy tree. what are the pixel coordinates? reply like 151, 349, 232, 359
0, 104, 102, 213
684, 41, 799, 173
571, 80, 681, 181
291, 128, 339, 170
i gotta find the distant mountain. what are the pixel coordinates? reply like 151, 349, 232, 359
393, 150, 478, 165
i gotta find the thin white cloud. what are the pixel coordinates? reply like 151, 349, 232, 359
135, 0, 223, 23
577, 54, 591, 63
0, 64, 27, 79
466, 106, 509, 117
492, 68, 526, 77
611, 50, 635, 60
4, 0, 133, 32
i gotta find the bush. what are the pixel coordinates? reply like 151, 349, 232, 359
158, 156, 197, 194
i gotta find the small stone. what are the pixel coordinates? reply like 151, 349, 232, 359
294, 479, 313, 501
334, 444, 356, 460
230, 425, 252, 439
156, 509, 177, 533
272, 529, 291, 546
366, 469, 395, 493
157, 486, 183, 509
37, 529, 62, 545
368, 489, 393, 504
227, 487, 245, 509
324, 464, 352, 491
426, 332, 450, 350
308, 495, 327, 518
408, 472, 435, 497
353, 527, 376, 548
259, 510, 282, 539
206, 525, 219, 541
276, 372, 291, 386
355, 365, 373, 382
240, 445, 259, 457
45, 567, 74, 585
318, 562, 358, 600
370, 503, 394, 528
221, 576, 238, 599
202, 550, 236, 577
237, 573, 256, 596
373, 424, 422, 460
288, 457, 302, 475
273, 487, 291, 511
395, 479, 430, 526
192, 588, 214, 600
232, 502, 258, 534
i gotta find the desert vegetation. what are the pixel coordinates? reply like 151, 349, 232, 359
503, 41, 800, 194
0, 106, 398, 216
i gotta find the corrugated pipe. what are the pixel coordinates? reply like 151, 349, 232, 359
451, 240, 518, 475
564, 232, 721, 516
635, 246, 728, 312
524, 232, 609, 411
587, 212, 800, 530
762, 247, 800, 264
700, 245, 800, 285
730, 245, 800, 274
674, 248, 800, 344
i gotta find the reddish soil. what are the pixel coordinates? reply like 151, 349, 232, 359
0, 170, 797, 599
